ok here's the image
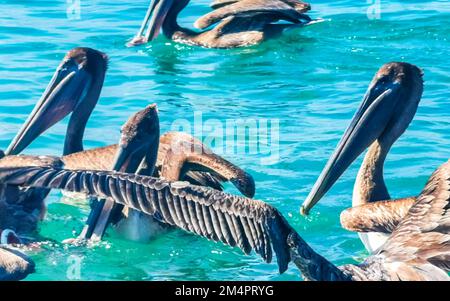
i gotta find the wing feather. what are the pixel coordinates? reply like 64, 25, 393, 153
0, 166, 292, 273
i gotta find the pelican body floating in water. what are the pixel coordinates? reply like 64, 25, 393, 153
1, 47, 255, 243
1, 162, 448, 280
300, 62, 450, 254
128, 0, 313, 48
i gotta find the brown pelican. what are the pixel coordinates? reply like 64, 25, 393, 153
300, 62, 437, 253
5, 48, 108, 157
1, 164, 448, 280
127, 0, 312, 48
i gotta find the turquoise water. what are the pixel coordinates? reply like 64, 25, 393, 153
0, 0, 449, 280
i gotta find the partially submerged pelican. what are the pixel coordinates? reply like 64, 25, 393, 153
300, 62, 442, 253
1, 163, 448, 280
128, 0, 312, 48
2, 47, 255, 242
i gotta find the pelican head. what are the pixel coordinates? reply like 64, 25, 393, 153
301, 62, 424, 215
5, 47, 108, 156
112, 104, 160, 173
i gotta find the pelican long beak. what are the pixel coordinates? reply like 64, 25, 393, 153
111, 143, 148, 173
112, 105, 160, 173
5, 62, 92, 156
127, 0, 174, 46
301, 79, 403, 215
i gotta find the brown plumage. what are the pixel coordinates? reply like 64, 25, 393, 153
340, 197, 416, 233
341, 160, 450, 236
293, 159, 450, 280
195, 0, 310, 29
80, 105, 254, 242
1, 164, 448, 280
128, 0, 312, 48
0, 246, 35, 281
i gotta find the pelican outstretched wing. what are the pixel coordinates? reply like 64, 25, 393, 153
0, 166, 292, 273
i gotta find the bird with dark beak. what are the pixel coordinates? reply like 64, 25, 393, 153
80, 104, 163, 242
0, 48, 107, 243
301, 62, 424, 252
128, 0, 313, 48
5, 48, 108, 157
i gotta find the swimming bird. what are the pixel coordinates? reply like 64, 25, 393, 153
299, 62, 443, 253
1, 164, 448, 280
5, 47, 255, 198
128, 0, 312, 48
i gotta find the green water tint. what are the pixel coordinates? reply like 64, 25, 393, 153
0, 0, 449, 280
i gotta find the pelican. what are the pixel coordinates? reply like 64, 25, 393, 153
127, 0, 312, 48
299, 62, 445, 254
1, 163, 448, 281
2, 47, 254, 242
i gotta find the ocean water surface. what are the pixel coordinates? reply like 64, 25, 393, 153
0, 0, 449, 280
